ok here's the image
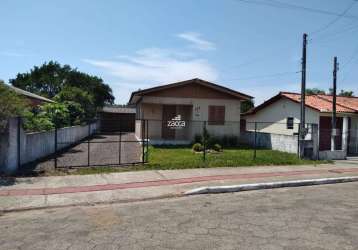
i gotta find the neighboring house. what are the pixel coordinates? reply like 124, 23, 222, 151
7, 85, 54, 106
128, 78, 253, 144
242, 92, 358, 157
98, 106, 136, 132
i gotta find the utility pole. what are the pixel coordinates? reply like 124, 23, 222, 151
299, 33, 308, 158
331, 56, 338, 151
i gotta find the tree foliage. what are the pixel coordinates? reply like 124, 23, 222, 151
41, 103, 70, 128
241, 100, 255, 113
9, 61, 114, 108
54, 86, 94, 121
22, 111, 55, 132
306, 88, 354, 97
0, 81, 28, 131
306, 88, 326, 95
329, 88, 354, 97
23, 103, 71, 131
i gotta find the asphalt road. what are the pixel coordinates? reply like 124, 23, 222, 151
0, 182, 357, 250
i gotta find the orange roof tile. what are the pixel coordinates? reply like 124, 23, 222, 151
281, 92, 358, 113
244, 92, 358, 115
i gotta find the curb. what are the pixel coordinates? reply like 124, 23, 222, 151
184, 176, 358, 195
0, 193, 183, 214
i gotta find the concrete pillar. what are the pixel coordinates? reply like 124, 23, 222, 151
342, 116, 349, 155
1, 117, 20, 174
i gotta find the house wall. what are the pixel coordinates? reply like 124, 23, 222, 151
140, 103, 163, 139
136, 96, 242, 142
244, 98, 320, 135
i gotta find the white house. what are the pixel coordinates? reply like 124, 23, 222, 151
242, 92, 358, 159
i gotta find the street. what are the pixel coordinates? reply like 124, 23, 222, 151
0, 182, 357, 250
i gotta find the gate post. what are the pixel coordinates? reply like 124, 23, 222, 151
119, 122, 121, 165
17, 117, 21, 169
54, 126, 58, 168
253, 122, 257, 160
142, 120, 145, 164
146, 119, 149, 162
87, 123, 90, 166
203, 121, 206, 162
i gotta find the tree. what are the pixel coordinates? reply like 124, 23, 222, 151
54, 86, 94, 121
339, 90, 354, 97
9, 61, 115, 107
63, 101, 85, 126
0, 81, 28, 131
306, 88, 326, 95
22, 111, 54, 132
329, 88, 354, 97
241, 100, 254, 113
40, 103, 70, 128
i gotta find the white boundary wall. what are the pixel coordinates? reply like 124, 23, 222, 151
240, 131, 298, 154
0, 118, 99, 174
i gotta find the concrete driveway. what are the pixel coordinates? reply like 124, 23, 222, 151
34, 132, 142, 170
0, 182, 357, 250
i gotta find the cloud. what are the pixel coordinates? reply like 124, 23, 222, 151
0, 51, 31, 57
177, 32, 216, 51
83, 47, 218, 103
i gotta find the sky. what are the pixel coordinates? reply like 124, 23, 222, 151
1, 0, 358, 105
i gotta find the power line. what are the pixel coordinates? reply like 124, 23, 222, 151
342, 45, 358, 68
233, 0, 358, 19
310, 23, 358, 44
340, 44, 358, 83
309, 0, 358, 36
222, 71, 300, 82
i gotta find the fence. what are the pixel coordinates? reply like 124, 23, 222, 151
136, 119, 317, 161
54, 119, 148, 168
1, 117, 320, 175
349, 129, 358, 155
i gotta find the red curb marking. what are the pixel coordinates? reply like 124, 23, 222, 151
1, 168, 358, 197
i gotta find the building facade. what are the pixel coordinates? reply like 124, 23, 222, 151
129, 78, 253, 144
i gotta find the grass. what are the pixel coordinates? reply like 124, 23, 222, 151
145, 146, 327, 169
67, 145, 328, 175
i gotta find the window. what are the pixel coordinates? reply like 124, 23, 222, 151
208, 106, 225, 125
287, 117, 294, 129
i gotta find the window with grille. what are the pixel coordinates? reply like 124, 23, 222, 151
287, 117, 294, 129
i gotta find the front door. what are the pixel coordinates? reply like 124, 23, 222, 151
162, 105, 176, 140
319, 116, 343, 151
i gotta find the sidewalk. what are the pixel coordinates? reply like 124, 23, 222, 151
1, 163, 358, 212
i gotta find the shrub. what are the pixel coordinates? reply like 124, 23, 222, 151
193, 134, 202, 144
192, 143, 203, 152
63, 101, 85, 126
213, 144, 222, 152
227, 135, 239, 147
201, 127, 210, 145
0, 82, 28, 132
41, 102, 70, 128
23, 111, 54, 132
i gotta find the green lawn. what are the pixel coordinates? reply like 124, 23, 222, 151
64, 146, 328, 176
145, 146, 327, 170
